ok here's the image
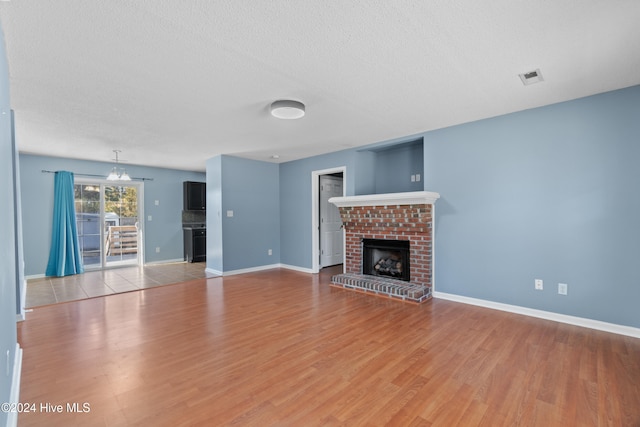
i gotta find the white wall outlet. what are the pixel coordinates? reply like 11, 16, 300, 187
535, 279, 543, 290
416, 174, 421, 182
147, 215, 152, 221
268, 249, 272, 256
411, 175, 416, 182
558, 283, 568, 295
226, 210, 234, 217
155, 247, 160, 253
155, 200, 159, 206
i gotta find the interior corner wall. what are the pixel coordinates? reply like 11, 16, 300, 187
209, 155, 280, 273
373, 142, 423, 194
353, 150, 376, 196
205, 155, 223, 272
424, 85, 640, 328
0, 23, 19, 427
11, 111, 25, 318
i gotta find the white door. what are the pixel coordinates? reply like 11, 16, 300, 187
319, 175, 344, 267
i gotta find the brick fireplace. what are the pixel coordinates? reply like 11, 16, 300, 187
328, 191, 440, 303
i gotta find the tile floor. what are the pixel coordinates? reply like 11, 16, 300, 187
25, 262, 214, 308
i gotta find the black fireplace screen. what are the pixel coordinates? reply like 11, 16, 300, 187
362, 238, 410, 282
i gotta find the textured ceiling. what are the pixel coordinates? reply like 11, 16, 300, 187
1, 1, 639, 172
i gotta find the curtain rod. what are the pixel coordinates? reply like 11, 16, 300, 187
41, 170, 154, 181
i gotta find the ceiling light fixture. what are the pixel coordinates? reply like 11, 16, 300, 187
270, 100, 305, 119
519, 68, 544, 85
106, 150, 131, 181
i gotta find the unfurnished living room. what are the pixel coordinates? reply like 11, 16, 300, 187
1, 1, 640, 426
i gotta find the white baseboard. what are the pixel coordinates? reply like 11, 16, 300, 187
7, 344, 22, 427
144, 258, 186, 266
210, 263, 281, 276
205, 267, 223, 276
434, 291, 640, 339
205, 263, 315, 277
280, 264, 315, 274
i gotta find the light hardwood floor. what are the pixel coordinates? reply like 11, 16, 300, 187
17, 266, 640, 426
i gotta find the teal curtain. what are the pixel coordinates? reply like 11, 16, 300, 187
45, 171, 84, 277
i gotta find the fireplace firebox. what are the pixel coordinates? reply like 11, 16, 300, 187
362, 238, 410, 282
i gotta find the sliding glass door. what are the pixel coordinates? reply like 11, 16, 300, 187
74, 179, 143, 269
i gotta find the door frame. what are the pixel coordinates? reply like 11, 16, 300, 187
311, 166, 346, 273
75, 177, 145, 270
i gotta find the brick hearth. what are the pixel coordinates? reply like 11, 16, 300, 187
328, 191, 439, 303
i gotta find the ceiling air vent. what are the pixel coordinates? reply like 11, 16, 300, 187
519, 69, 544, 85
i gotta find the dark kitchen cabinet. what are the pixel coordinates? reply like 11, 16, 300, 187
184, 228, 206, 262
183, 181, 206, 210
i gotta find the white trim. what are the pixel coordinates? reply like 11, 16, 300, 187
205, 267, 223, 276
7, 344, 23, 427
143, 258, 186, 266
329, 191, 440, 207
206, 263, 316, 277
434, 291, 640, 339
280, 263, 315, 274
208, 263, 281, 277
137, 182, 145, 266
311, 166, 347, 274
16, 278, 27, 322
431, 205, 436, 293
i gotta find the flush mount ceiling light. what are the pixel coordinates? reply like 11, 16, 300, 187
519, 68, 544, 85
270, 100, 305, 119
106, 150, 131, 181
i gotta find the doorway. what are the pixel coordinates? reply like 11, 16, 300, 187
319, 174, 343, 267
74, 179, 144, 270
311, 166, 346, 273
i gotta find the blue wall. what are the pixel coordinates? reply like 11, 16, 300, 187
206, 155, 280, 272
19, 154, 205, 276
275, 85, 640, 329
424, 85, 640, 328
280, 149, 358, 269
0, 24, 19, 427
371, 140, 424, 194
278, 137, 426, 269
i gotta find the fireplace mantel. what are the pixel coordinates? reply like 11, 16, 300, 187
328, 191, 440, 208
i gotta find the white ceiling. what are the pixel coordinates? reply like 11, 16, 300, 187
1, 1, 639, 172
